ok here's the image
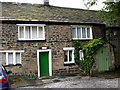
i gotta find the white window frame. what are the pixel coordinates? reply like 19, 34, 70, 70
63, 47, 75, 64
0, 50, 24, 65
79, 50, 84, 60
72, 26, 93, 40
17, 24, 45, 40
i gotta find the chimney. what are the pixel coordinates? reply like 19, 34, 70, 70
44, 0, 49, 6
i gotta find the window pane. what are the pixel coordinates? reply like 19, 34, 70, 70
0, 53, 6, 64
32, 26, 37, 39
8, 53, 13, 64
16, 53, 21, 64
77, 27, 81, 38
82, 27, 86, 38
69, 50, 72, 62
38, 27, 43, 38
72, 28, 76, 38
19, 26, 24, 38
79, 50, 84, 60
64, 51, 68, 62
87, 28, 90, 38
25, 26, 31, 39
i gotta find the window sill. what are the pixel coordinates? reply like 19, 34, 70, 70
17, 40, 46, 42
73, 38, 93, 40
4, 64, 22, 67
64, 63, 75, 66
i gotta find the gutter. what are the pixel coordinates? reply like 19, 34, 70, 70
1, 20, 105, 26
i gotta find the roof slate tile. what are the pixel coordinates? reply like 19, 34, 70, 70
0, 2, 104, 24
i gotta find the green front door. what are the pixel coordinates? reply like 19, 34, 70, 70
98, 47, 109, 71
39, 52, 49, 76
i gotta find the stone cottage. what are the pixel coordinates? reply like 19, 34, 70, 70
0, 1, 116, 77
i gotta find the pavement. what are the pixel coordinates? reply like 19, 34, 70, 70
12, 74, 120, 89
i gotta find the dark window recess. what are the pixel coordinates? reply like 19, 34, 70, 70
64, 51, 68, 62
69, 50, 72, 62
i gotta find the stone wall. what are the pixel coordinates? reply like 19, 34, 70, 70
0, 24, 105, 76
106, 28, 120, 68
92, 25, 106, 39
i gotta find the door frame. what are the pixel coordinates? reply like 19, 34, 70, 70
37, 49, 52, 77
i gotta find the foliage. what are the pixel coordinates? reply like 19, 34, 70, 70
99, 1, 120, 25
83, 0, 98, 9
82, 0, 120, 25
73, 40, 81, 65
73, 39, 105, 75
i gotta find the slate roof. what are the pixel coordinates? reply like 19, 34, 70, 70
0, 2, 104, 24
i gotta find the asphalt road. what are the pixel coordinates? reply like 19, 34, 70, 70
13, 76, 120, 89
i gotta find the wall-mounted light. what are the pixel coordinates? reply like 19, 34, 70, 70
42, 47, 47, 50
114, 31, 117, 36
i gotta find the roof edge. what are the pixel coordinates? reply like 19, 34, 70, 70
0, 1, 98, 12
1, 20, 106, 26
